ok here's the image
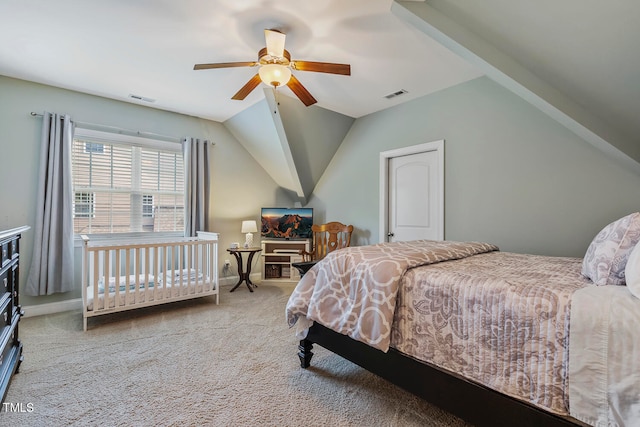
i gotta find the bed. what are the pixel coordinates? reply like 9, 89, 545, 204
82, 232, 219, 331
286, 213, 640, 427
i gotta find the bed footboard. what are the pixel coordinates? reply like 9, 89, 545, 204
302, 322, 585, 427
81, 233, 219, 331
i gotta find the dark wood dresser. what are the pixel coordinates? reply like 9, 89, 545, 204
0, 226, 29, 403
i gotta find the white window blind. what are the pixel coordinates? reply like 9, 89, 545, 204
71, 129, 184, 235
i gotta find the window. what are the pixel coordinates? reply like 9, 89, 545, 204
142, 194, 154, 218
84, 142, 104, 154
71, 129, 184, 235
73, 192, 95, 218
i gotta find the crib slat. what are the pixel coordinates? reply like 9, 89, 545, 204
114, 248, 120, 306
164, 245, 169, 300
144, 246, 150, 301
162, 245, 168, 300
153, 246, 159, 301
178, 244, 183, 296
209, 241, 214, 294
93, 250, 99, 311
188, 242, 193, 295
170, 245, 174, 298
135, 247, 141, 302
125, 248, 131, 305
104, 250, 111, 310
194, 242, 200, 294
151, 246, 156, 300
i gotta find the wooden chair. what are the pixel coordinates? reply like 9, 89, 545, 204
300, 221, 354, 262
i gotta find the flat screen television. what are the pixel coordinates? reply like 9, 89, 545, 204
261, 208, 313, 239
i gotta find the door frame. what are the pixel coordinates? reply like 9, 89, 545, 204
379, 140, 445, 243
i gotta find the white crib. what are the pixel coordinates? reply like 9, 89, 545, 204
81, 232, 219, 331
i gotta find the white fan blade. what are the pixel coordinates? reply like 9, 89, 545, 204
265, 29, 286, 58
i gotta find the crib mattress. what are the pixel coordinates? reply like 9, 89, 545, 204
86, 269, 212, 311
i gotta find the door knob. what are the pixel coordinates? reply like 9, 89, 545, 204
387, 232, 394, 237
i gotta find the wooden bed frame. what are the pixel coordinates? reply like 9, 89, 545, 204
299, 322, 587, 427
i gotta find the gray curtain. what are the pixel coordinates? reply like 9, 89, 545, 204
26, 112, 75, 296
183, 137, 211, 237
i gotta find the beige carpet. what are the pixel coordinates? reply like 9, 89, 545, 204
3, 282, 471, 427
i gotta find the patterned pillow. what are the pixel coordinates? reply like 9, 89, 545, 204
625, 243, 640, 298
581, 212, 640, 285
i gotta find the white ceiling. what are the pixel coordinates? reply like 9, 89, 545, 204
2, 0, 638, 169
0, 0, 481, 122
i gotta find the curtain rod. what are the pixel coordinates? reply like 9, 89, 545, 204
29, 111, 185, 143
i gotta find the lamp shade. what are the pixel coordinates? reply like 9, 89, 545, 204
259, 64, 291, 87
241, 220, 258, 233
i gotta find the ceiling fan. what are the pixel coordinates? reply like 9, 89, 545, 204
193, 29, 351, 107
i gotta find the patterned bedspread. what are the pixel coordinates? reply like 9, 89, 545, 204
391, 251, 591, 416
286, 240, 498, 351
286, 240, 595, 417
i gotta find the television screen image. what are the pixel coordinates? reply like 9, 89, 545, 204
261, 208, 313, 239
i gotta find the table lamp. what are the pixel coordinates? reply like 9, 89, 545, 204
241, 220, 258, 248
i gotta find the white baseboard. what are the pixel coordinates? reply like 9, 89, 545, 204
22, 298, 83, 318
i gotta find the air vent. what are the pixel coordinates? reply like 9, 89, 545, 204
384, 89, 408, 100
128, 94, 156, 103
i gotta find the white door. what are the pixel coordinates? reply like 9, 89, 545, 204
380, 141, 444, 243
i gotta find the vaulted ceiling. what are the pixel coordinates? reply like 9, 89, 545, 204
1, 0, 638, 199
395, 0, 640, 173
0, 0, 480, 121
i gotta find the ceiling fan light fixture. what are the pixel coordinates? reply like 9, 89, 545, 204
259, 64, 291, 88
194, 28, 349, 106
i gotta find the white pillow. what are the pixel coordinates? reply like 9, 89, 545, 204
625, 242, 640, 298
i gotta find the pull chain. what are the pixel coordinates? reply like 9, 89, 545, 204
272, 85, 279, 114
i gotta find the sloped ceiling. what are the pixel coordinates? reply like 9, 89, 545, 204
224, 89, 354, 204
1, 0, 638, 195
223, 92, 296, 195
394, 0, 640, 173
425, 0, 640, 145
228, 0, 640, 198
0, 0, 481, 122
271, 91, 355, 203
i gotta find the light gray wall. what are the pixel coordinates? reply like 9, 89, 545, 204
0, 75, 289, 306
277, 94, 355, 201
6, 73, 640, 307
307, 76, 640, 257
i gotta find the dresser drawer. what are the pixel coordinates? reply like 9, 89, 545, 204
9, 263, 17, 307
10, 239, 17, 261
1, 237, 18, 267
0, 297, 10, 326
0, 266, 9, 296
0, 317, 19, 378
0, 242, 8, 268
